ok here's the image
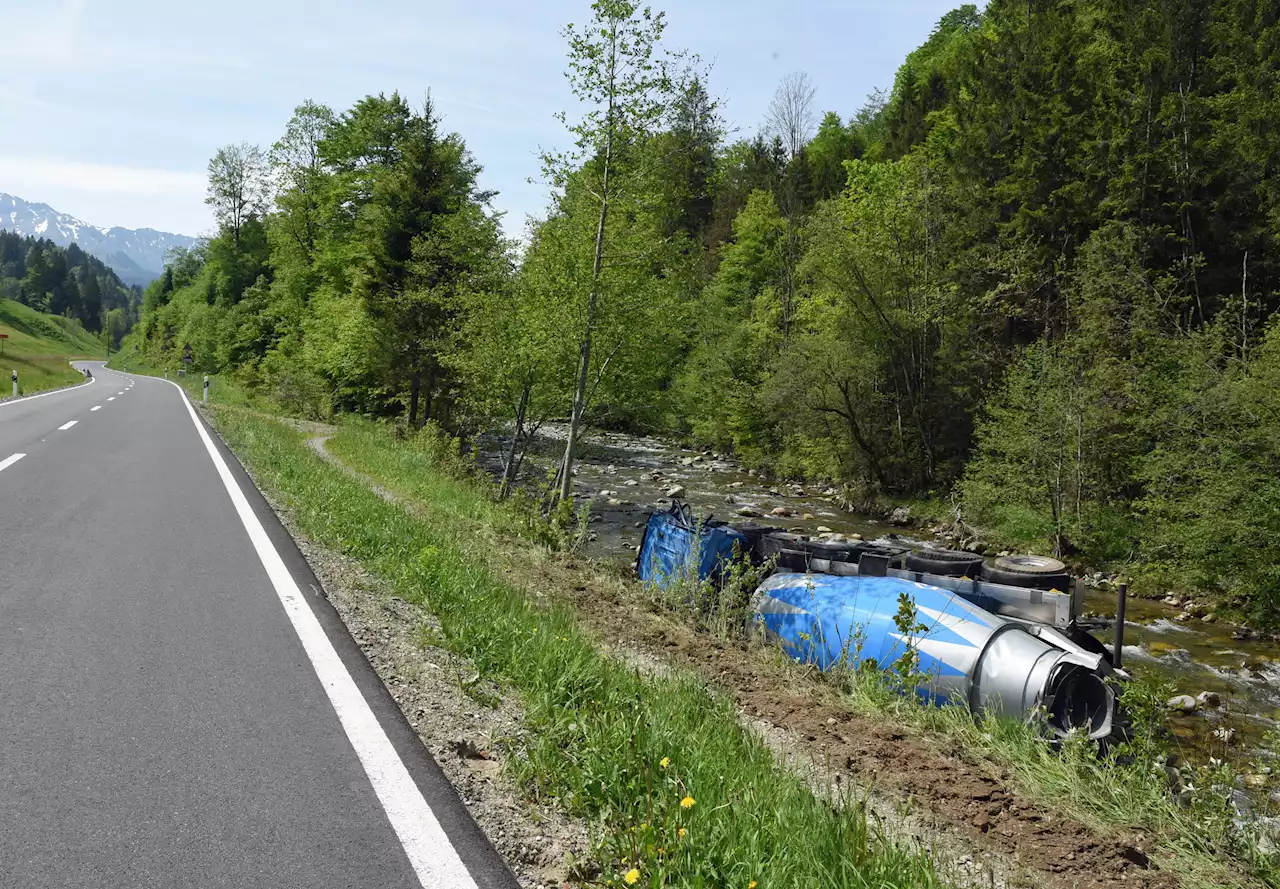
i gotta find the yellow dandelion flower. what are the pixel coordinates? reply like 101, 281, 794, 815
659, 757, 671, 769
680, 795, 696, 809
749, 882, 758, 889
624, 868, 641, 885
678, 827, 687, 838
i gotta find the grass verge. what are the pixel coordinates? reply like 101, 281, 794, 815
325, 418, 1278, 889
0, 298, 102, 395
208, 407, 943, 889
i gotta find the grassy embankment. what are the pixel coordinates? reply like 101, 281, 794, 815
325, 419, 1279, 889
119, 361, 1275, 887
202, 404, 942, 889
0, 299, 103, 396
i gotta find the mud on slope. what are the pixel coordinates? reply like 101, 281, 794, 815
498, 551, 1180, 889
295, 427, 1182, 889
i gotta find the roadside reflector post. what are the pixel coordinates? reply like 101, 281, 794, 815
1113, 582, 1128, 669
203, 375, 209, 403
11, 369, 15, 399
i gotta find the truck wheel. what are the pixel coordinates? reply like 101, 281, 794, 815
906, 548, 984, 578
984, 555, 1070, 591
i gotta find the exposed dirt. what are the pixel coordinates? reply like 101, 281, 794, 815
499, 551, 1181, 889
297, 429, 1181, 889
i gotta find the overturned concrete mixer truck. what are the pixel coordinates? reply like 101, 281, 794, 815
636, 501, 1127, 742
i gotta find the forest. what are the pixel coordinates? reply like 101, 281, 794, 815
0, 230, 139, 347
120, 0, 1280, 626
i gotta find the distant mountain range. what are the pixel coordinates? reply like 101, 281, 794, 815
0, 193, 199, 287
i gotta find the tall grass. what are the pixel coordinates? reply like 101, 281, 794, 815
211, 407, 943, 888
322, 417, 1279, 889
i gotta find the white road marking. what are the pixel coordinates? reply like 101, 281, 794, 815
0, 453, 25, 472
107, 397, 115, 402
117, 391, 124, 395
165, 381, 479, 889
57, 420, 77, 431
91, 405, 102, 411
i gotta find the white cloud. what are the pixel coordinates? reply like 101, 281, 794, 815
0, 156, 206, 197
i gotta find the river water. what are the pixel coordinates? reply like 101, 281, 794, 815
479, 424, 1280, 765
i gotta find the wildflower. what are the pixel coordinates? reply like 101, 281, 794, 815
680, 795, 696, 809
624, 868, 640, 885
660, 757, 671, 769
749, 882, 758, 889
678, 827, 687, 838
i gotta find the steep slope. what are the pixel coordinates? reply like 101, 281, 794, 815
0, 298, 103, 396
0, 193, 199, 287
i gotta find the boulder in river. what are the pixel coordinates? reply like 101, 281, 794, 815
681, 457, 696, 466
665, 485, 686, 499
1197, 691, 1222, 709
889, 506, 912, 526
801, 513, 815, 521
624, 479, 639, 486
816, 525, 832, 533
736, 506, 763, 518
1166, 694, 1198, 713
728, 481, 744, 488
724, 494, 737, 504
771, 506, 791, 517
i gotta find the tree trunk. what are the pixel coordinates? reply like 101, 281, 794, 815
558, 35, 616, 504
500, 382, 531, 500
408, 370, 421, 427
421, 365, 435, 428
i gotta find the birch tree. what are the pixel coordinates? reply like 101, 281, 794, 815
544, 0, 679, 504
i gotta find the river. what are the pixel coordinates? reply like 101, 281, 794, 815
479, 423, 1280, 768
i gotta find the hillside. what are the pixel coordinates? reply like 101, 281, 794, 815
124, 1, 1280, 628
0, 193, 199, 287
0, 298, 103, 396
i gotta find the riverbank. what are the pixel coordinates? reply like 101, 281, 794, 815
201, 397, 1274, 888
119, 359, 1278, 886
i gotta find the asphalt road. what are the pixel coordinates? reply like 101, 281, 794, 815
0, 363, 517, 889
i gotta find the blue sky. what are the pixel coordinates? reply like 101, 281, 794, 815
0, 0, 966, 237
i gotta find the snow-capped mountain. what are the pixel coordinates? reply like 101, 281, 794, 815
0, 193, 199, 287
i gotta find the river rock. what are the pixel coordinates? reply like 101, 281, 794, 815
1232, 627, 1256, 641
767, 488, 781, 496
665, 485, 686, 499
728, 481, 744, 488
680, 457, 696, 466
771, 506, 791, 517
848, 533, 863, 541
736, 506, 763, 518
889, 506, 912, 526
816, 525, 833, 533
607, 498, 622, 506
1163, 595, 1183, 607
624, 479, 639, 486
1166, 694, 1198, 713
724, 494, 737, 504
801, 513, 815, 521
1197, 691, 1222, 709
747, 469, 757, 477
605, 464, 617, 474
791, 486, 806, 497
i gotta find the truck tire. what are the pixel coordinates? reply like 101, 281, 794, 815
984, 555, 1071, 591
906, 548, 984, 578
